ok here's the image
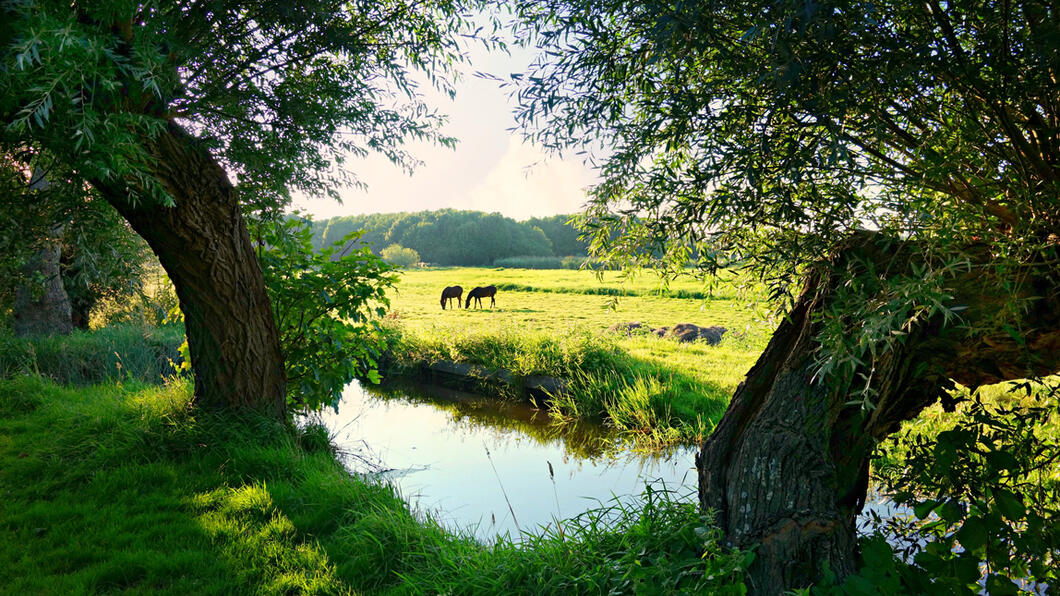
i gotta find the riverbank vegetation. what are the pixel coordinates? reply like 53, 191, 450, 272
0, 375, 750, 594
3, 0, 1056, 590
381, 267, 772, 446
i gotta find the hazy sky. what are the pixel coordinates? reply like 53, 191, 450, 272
291, 35, 597, 222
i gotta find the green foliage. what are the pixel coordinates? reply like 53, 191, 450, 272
380, 243, 420, 268
312, 209, 581, 266
58, 197, 155, 329
0, 324, 183, 384
0, 376, 750, 594
523, 214, 588, 257
0, 156, 153, 328
254, 216, 395, 413
863, 382, 1059, 593
510, 0, 1058, 297
86, 263, 180, 330
0, 0, 486, 211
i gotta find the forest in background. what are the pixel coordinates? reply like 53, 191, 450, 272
310, 210, 587, 266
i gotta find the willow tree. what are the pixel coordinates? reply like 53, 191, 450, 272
511, 0, 1059, 591
1, 1, 477, 416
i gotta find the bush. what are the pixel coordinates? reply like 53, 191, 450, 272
88, 264, 181, 329
253, 216, 395, 413
561, 255, 586, 269
849, 380, 1060, 594
380, 244, 420, 268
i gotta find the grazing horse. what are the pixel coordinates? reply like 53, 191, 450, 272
440, 285, 463, 310
465, 285, 497, 309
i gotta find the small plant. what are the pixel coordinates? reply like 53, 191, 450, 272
252, 215, 396, 413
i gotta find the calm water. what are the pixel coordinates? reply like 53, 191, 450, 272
311, 381, 1046, 593
312, 380, 698, 541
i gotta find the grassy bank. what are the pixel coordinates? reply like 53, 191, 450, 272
0, 376, 749, 594
381, 267, 771, 446
384, 326, 746, 446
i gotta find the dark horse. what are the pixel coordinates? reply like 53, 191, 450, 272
465, 285, 497, 309
440, 285, 463, 310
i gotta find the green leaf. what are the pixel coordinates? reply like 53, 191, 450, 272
859, 536, 893, 571
984, 574, 1020, 596
985, 451, 1019, 472
938, 500, 964, 523
913, 499, 938, 520
994, 490, 1025, 522
955, 517, 988, 554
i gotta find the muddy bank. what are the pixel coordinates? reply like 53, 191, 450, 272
384, 358, 569, 404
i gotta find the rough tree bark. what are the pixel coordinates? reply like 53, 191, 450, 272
13, 223, 72, 337
697, 233, 1060, 594
98, 122, 286, 418
13, 171, 72, 337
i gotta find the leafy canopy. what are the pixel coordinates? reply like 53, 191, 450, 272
1, 0, 491, 211
509, 0, 1058, 293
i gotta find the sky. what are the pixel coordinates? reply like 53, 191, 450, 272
291, 34, 598, 223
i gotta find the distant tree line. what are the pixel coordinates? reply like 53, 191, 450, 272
310, 210, 588, 266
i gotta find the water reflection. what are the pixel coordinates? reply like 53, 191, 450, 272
315, 380, 698, 541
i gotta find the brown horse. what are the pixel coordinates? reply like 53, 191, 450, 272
465, 285, 497, 309
440, 285, 463, 310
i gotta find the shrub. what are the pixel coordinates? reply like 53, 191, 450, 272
380, 244, 420, 268
253, 216, 395, 413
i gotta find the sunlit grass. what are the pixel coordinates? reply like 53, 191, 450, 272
381, 267, 774, 447
0, 376, 749, 594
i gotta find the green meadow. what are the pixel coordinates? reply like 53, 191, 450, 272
382, 267, 774, 446
0, 376, 749, 594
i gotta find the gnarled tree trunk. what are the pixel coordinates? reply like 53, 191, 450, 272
14, 223, 72, 337
698, 234, 1060, 594
13, 170, 72, 337
99, 122, 286, 418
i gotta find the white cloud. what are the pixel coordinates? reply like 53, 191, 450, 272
458, 138, 595, 220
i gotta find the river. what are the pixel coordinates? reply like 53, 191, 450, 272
311, 379, 698, 541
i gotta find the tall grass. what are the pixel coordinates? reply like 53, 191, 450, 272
0, 376, 749, 594
385, 325, 730, 447
0, 324, 184, 385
